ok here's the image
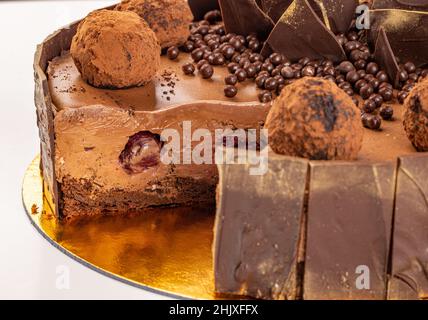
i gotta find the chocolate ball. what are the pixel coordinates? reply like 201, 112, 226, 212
224, 85, 238, 98
265, 78, 363, 160
403, 80, 428, 151
71, 10, 160, 88
115, 0, 193, 49
182, 62, 195, 75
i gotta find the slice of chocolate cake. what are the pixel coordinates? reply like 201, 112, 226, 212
35, 4, 269, 219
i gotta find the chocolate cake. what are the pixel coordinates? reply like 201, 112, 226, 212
36, 4, 268, 219
34, 0, 428, 299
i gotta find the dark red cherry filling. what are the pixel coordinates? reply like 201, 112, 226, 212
119, 131, 162, 174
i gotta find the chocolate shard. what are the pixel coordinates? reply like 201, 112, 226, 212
389, 154, 428, 300
369, 9, 428, 68
188, 0, 220, 20
261, 0, 346, 62
214, 152, 309, 300
304, 161, 396, 300
372, 0, 428, 10
218, 0, 274, 39
259, 0, 294, 22
374, 27, 400, 88
308, 0, 358, 34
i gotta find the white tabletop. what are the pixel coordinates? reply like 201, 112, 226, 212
0, 0, 169, 300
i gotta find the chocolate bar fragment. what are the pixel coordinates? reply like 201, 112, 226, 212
370, 9, 428, 67
309, 0, 358, 34
188, 0, 220, 20
34, 21, 81, 215
261, 0, 346, 62
259, 0, 293, 22
388, 154, 428, 300
304, 162, 396, 300
374, 27, 400, 87
218, 0, 274, 39
214, 153, 309, 300
372, 0, 428, 10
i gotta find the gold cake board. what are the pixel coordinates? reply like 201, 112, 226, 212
22, 156, 218, 299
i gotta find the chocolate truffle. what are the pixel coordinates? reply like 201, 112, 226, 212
115, 0, 193, 49
265, 78, 363, 160
70, 10, 160, 88
403, 80, 428, 152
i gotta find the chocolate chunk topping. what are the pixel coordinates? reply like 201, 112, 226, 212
370, 8, 428, 68
259, 0, 293, 22
374, 27, 400, 87
261, 0, 346, 62
188, 0, 220, 20
218, 0, 274, 39
372, 0, 428, 10
309, 0, 358, 34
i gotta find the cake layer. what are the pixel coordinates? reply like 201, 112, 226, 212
54, 103, 268, 218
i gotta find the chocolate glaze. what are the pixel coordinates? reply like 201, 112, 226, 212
48, 53, 260, 111
218, 0, 274, 39
261, 0, 347, 62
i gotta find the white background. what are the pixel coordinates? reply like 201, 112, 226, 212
0, 0, 168, 300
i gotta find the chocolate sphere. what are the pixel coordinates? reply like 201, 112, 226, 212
71, 10, 160, 88
403, 80, 428, 152
116, 0, 193, 49
265, 78, 363, 160
116, 0, 193, 48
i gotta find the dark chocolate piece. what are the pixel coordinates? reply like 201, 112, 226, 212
309, 0, 358, 34
370, 9, 428, 68
372, 0, 428, 10
259, 0, 293, 22
214, 153, 309, 300
34, 21, 81, 217
374, 27, 400, 87
389, 154, 428, 300
218, 0, 274, 39
261, 0, 346, 62
188, 0, 220, 20
304, 162, 396, 300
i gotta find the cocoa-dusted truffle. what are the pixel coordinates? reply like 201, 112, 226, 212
115, 0, 193, 49
265, 78, 363, 160
403, 79, 428, 152
70, 10, 160, 89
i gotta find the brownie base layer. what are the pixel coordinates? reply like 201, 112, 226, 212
60, 173, 217, 219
